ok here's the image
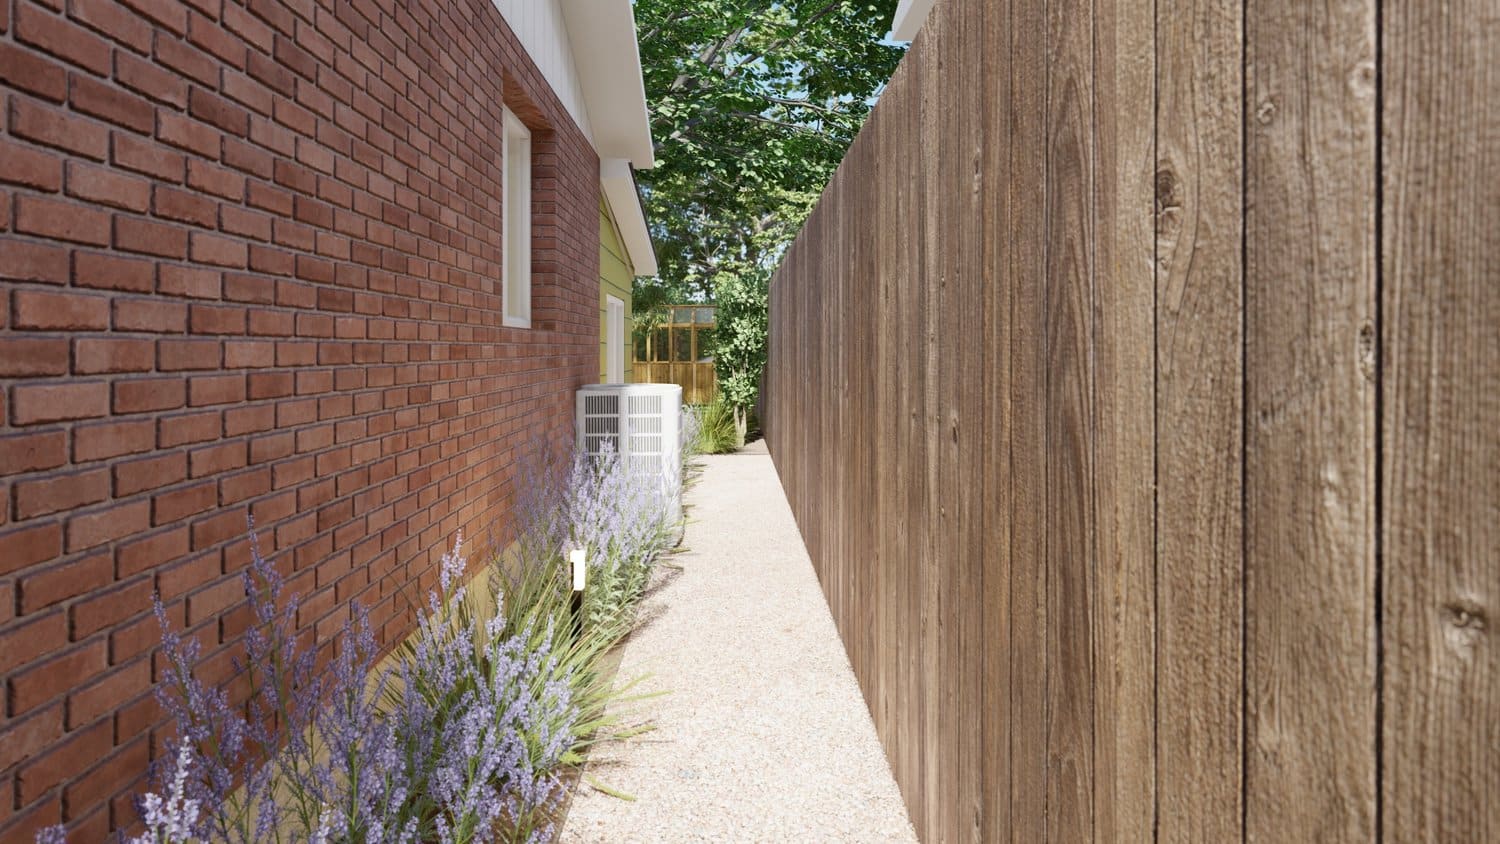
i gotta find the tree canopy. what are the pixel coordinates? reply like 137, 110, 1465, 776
633, 0, 905, 302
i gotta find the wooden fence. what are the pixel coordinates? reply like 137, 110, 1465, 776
763, 0, 1497, 840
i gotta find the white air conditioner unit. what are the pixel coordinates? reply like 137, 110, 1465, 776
576, 383, 683, 525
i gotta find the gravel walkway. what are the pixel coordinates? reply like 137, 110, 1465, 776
560, 441, 917, 844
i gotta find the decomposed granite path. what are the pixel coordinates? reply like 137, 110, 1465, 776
560, 440, 917, 844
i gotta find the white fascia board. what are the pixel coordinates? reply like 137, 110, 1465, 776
890, 0, 936, 40
601, 158, 658, 277
560, 0, 656, 169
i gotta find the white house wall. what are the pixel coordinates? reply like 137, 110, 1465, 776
490, 0, 594, 142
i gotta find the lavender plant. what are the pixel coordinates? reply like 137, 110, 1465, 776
388, 537, 575, 843
39, 528, 578, 844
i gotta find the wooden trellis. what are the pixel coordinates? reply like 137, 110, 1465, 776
634, 304, 718, 405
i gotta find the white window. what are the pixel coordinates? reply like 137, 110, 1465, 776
502, 108, 531, 328
606, 295, 625, 382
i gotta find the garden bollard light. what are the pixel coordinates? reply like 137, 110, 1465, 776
569, 548, 586, 631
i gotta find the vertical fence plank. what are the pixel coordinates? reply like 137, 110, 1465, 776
1381, 1, 1500, 839
955, 2, 989, 839
1009, 0, 1054, 835
1044, 0, 1101, 834
1244, 1, 1379, 839
1090, 0, 1159, 837
980, 0, 1016, 838
1154, 0, 1245, 838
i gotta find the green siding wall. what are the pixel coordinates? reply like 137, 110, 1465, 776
599, 196, 635, 382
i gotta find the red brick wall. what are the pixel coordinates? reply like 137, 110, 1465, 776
0, 0, 601, 838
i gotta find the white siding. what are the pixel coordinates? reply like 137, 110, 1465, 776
489, 0, 593, 141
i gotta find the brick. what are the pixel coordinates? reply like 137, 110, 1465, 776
0, 704, 65, 771
223, 273, 275, 304
69, 0, 153, 51
0, 338, 69, 377
157, 338, 221, 370
157, 410, 219, 447
74, 250, 154, 292
14, 194, 111, 245
115, 214, 190, 258
16, 708, 111, 811
188, 373, 244, 406
189, 441, 245, 477
219, 404, 270, 440
0, 239, 70, 282
155, 33, 216, 85
219, 467, 271, 504
247, 372, 292, 400
115, 524, 189, 575
189, 304, 247, 335
10, 640, 108, 716
114, 451, 186, 495
10, 96, 109, 158
221, 205, 272, 241
0, 42, 68, 101
109, 608, 168, 664
64, 734, 149, 812
152, 184, 216, 226
115, 49, 187, 107
155, 548, 217, 598
66, 498, 149, 551
224, 136, 274, 178
0, 430, 67, 473
275, 340, 315, 366
222, 69, 273, 116
14, 468, 109, 519
112, 130, 185, 180
250, 245, 296, 276
62, 162, 151, 216
114, 298, 187, 332
14, 289, 110, 330
15, 3, 112, 76
186, 158, 245, 199
74, 337, 154, 373
152, 481, 215, 524
190, 232, 248, 267
222, 1, 272, 50
0, 521, 64, 576
157, 109, 221, 157
119, 0, 187, 34
11, 382, 109, 425
3, 795, 65, 843
72, 419, 154, 462
158, 264, 222, 299
18, 550, 112, 612
188, 86, 249, 135
186, 575, 240, 622
224, 339, 275, 368
69, 576, 152, 638
70, 72, 155, 133
0, 137, 63, 190
112, 377, 186, 413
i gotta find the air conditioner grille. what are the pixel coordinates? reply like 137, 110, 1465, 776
576, 384, 683, 525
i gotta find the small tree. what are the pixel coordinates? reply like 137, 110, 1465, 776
711, 271, 768, 446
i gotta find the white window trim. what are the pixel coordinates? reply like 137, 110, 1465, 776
501, 107, 532, 329
606, 295, 625, 382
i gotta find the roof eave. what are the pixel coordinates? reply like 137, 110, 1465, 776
559, 0, 656, 169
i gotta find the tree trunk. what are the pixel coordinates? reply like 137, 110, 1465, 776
733, 406, 747, 448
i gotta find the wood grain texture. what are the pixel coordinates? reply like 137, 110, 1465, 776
1090, 0, 1159, 837
1153, 0, 1245, 837
762, 0, 1496, 838
1381, 1, 1500, 840
1244, 0, 1379, 839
